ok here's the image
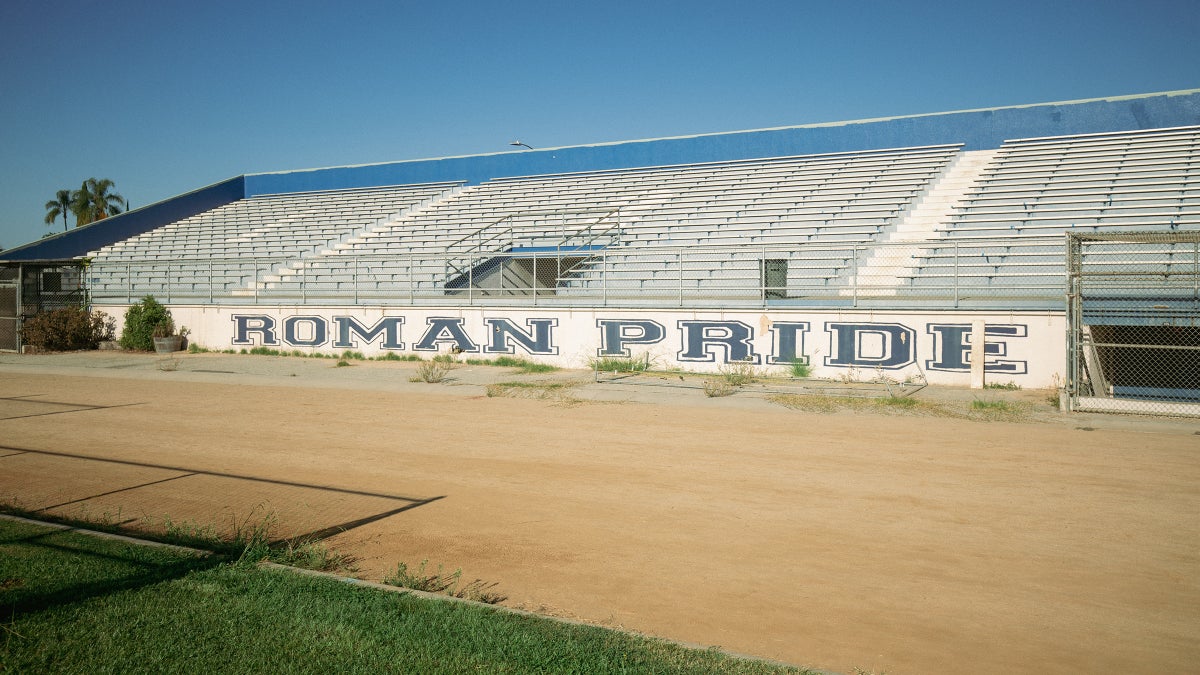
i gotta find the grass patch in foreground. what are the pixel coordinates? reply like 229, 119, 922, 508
485, 380, 579, 402
464, 355, 559, 373
767, 393, 1033, 421
767, 394, 939, 416
0, 518, 812, 674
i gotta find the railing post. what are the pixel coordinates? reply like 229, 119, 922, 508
761, 245, 767, 307
208, 259, 214, 304
852, 246, 859, 308
409, 253, 415, 305
353, 255, 359, 305
953, 241, 960, 308
126, 263, 131, 303
301, 261, 306, 305
602, 250, 607, 306
532, 254, 538, 307
678, 248, 684, 307
253, 260, 259, 305
166, 261, 172, 304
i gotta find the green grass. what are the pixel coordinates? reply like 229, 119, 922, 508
589, 355, 651, 373
464, 356, 559, 373
485, 381, 579, 402
376, 352, 423, 362
970, 398, 1012, 411
788, 359, 812, 379
983, 381, 1021, 391
0, 518, 811, 674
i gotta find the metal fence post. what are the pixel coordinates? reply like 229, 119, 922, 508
761, 245, 767, 307
678, 248, 684, 307
852, 246, 859, 308
602, 250, 607, 306
953, 241, 960, 308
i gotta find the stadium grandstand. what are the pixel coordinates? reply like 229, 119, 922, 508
2, 90, 1198, 415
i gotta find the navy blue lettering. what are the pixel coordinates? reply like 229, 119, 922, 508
766, 321, 810, 365
414, 317, 479, 353
332, 316, 405, 350
231, 315, 278, 346
825, 322, 915, 369
596, 319, 665, 357
485, 318, 557, 355
677, 320, 758, 364
283, 316, 327, 347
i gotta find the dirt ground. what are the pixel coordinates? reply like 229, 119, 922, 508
1, 351, 1197, 674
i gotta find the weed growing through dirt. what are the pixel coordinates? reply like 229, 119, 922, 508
703, 379, 736, 397
377, 352, 423, 362
465, 355, 559, 373
485, 381, 579, 403
157, 358, 179, 372
789, 359, 812, 378
718, 358, 758, 386
589, 354, 651, 373
383, 559, 506, 604
335, 360, 351, 368
769, 394, 946, 417
157, 511, 357, 573
984, 381, 1021, 390
411, 359, 457, 383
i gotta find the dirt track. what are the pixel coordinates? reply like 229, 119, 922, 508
1, 353, 1197, 674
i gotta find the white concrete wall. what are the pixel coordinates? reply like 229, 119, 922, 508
96, 304, 1066, 388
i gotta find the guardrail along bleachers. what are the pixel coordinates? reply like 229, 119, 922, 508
905, 127, 1200, 299
87, 183, 463, 298
262, 145, 961, 298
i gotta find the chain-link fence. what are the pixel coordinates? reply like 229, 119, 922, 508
0, 266, 17, 351
0, 262, 89, 352
1067, 231, 1200, 417
85, 235, 1070, 310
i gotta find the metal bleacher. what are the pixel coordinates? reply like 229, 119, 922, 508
87, 183, 463, 300
247, 145, 961, 302
902, 126, 1200, 304
82, 126, 1200, 309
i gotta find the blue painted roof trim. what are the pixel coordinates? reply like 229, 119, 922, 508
244, 90, 1200, 196
4, 90, 1198, 260
1, 177, 245, 263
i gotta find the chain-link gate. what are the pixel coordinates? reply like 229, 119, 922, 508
0, 265, 18, 351
0, 262, 89, 352
1066, 231, 1200, 417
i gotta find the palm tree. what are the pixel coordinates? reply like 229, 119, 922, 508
72, 178, 125, 226
43, 189, 74, 232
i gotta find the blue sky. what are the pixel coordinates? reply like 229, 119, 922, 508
2, 0, 1197, 249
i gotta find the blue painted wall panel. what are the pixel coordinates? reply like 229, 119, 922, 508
1, 177, 245, 262
243, 91, 1200, 196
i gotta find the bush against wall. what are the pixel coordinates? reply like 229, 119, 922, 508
20, 307, 115, 351
119, 296, 174, 351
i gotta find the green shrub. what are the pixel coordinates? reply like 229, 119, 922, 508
119, 296, 174, 351
19, 306, 114, 351
789, 358, 812, 378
